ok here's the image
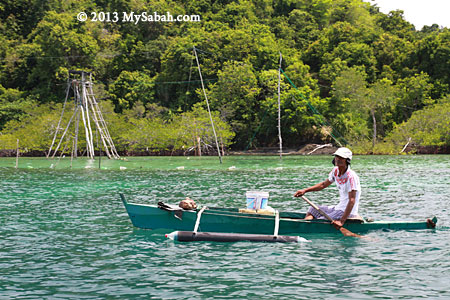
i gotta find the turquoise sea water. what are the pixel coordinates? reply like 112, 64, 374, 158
1, 155, 449, 299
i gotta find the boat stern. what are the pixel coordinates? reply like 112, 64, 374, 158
426, 216, 438, 228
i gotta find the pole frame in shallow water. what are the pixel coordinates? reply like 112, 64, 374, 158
48, 70, 120, 160
193, 46, 223, 164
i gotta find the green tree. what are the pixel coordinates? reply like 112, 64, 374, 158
394, 72, 435, 123
259, 69, 327, 147
172, 103, 234, 155
0, 101, 67, 151
322, 41, 377, 82
2, 11, 100, 101
0, 0, 52, 38
375, 10, 415, 38
108, 70, 156, 113
415, 30, 450, 88
372, 33, 414, 78
287, 9, 320, 50
206, 61, 260, 148
118, 114, 172, 152
331, 67, 369, 140
332, 68, 396, 147
116, 103, 234, 154
365, 78, 396, 147
0, 86, 33, 130
387, 96, 450, 149
327, 0, 374, 27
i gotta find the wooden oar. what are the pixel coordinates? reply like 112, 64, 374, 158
301, 195, 364, 238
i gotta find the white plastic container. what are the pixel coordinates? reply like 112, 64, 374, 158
245, 191, 269, 210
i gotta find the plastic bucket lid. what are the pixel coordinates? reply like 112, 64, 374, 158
246, 191, 269, 198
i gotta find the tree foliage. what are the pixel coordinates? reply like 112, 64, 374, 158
1, 0, 449, 154
387, 96, 450, 148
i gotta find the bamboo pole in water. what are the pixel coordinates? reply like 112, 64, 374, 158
71, 137, 74, 169
51, 106, 79, 159
48, 79, 71, 158
278, 52, 283, 160
54, 138, 69, 168
193, 46, 222, 164
99, 142, 102, 169
15, 139, 19, 169
97, 128, 102, 169
197, 137, 201, 157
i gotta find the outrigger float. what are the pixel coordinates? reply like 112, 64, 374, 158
120, 194, 437, 242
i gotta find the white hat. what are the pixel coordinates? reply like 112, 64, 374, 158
333, 147, 352, 160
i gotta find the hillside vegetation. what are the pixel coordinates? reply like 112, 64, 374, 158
1, 0, 449, 155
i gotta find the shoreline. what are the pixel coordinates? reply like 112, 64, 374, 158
1, 144, 450, 157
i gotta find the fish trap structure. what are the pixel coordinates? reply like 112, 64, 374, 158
48, 70, 119, 159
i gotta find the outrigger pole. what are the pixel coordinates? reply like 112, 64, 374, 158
193, 46, 223, 164
48, 70, 120, 160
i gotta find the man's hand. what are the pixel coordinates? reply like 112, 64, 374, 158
294, 180, 332, 198
332, 220, 344, 229
294, 189, 307, 197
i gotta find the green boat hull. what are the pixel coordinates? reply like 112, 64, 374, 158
121, 196, 437, 235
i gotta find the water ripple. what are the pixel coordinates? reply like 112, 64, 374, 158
1, 156, 449, 299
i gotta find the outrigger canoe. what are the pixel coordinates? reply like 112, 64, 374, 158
120, 194, 437, 235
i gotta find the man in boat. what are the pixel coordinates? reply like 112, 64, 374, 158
294, 147, 361, 228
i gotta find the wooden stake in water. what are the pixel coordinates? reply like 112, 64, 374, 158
98, 131, 102, 169
277, 52, 283, 160
15, 139, 19, 169
71, 138, 74, 169
193, 46, 222, 164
